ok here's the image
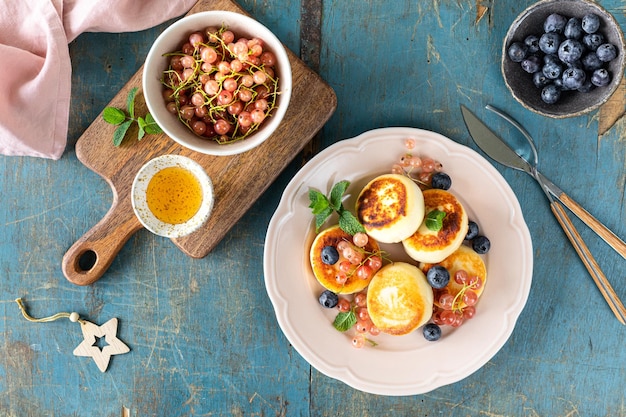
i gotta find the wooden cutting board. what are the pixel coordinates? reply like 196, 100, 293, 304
62, 0, 337, 286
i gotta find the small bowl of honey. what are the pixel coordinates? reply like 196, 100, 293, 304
131, 154, 214, 238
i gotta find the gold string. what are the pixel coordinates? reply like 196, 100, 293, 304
15, 298, 83, 323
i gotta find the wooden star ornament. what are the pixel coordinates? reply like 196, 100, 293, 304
73, 318, 130, 372
15, 298, 130, 373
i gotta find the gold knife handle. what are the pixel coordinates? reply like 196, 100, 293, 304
550, 201, 626, 325
556, 192, 626, 259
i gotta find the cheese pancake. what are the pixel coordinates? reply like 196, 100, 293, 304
420, 245, 487, 309
310, 225, 380, 294
366, 262, 433, 335
356, 174, 424, 243
402, 189, 468, 264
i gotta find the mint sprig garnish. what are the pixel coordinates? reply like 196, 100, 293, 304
102, 87, 162, 146
425, 209, 446, 231
308, 180, 366, 235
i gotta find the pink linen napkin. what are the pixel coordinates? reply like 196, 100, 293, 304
0, 0, 196, 160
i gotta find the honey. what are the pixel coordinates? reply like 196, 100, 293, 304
146, 166, 203, 224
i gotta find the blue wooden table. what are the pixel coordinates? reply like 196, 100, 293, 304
2, 0, 626, 415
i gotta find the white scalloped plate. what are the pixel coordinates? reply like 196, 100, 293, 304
263, 127, 533, 396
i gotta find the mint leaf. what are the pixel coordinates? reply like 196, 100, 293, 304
309, 189, 333, 231
102, 107, 126, 125
338, 208, 366, 235
113, 120, 133, 146
137, 117, 146, 141
425, 209, 446, 231
103, 89, 159, 146
126, 87, 138, 119
315, 206, 334, 232
308, 181, 366, 235
329, 180, 349, 211
308, 189, 330, 215
144, 113, 163, 134
333, 310, 357, 332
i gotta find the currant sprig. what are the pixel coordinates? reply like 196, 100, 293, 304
451, 277, 480, 313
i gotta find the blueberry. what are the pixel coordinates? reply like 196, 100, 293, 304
542, 61, 563, 79
544, 13, 567, 34
578, 79, 595, 93
581, 13, 601, 34
596, 44, 617, 62
581, 52, 603, 71
541, 84, 561, 104
507, 42, 528, 63
558, 39, 584, 64
524, 35, 540, 54
562, 67, 586, 90
466, 220, 480, 240
318, 290, 339, 308
553, 77, 564, 90
563, 69, 586, 90
431, 172, 452, 190
567, 60, 583, 70
521, 55, 542, 73
583, 33, 604, 51
423, 323, 442, 342
533, 71, 550, 88
321, 245, 339, 265
591, 68, 611, 87
472, 235, 491, 254
564, 17, 583, 40
543, 54, 560, 65
426, 265, 450, 289
539, 32, 562, 55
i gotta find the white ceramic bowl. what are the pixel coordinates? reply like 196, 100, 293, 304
143, 11, 292, 155
131, 155, 214, 238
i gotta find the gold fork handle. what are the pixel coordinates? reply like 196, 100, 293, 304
557, 193, 626, 259
550, 201, 626, 325
536, 172, 626, 259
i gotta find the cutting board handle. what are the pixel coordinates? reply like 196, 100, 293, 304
62, 196, 143, 286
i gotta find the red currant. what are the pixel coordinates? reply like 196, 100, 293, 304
356, 307, 369, 321
438, 292, 454, 310
356, 265, 372, 280
337, 298, 351, 312
352, 334, 365, 349
354, 292, 367, 307
440, 310, 456, 325
366, 256, 382, 271
335, 272, 347, 285
355, 320, 371, 334
463, 306, 476, 320
454, 270, 469, 285
352, 232, 368, 247
462, 290, 478, 306
339, 261, 352, 273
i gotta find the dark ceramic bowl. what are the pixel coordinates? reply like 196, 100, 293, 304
502, 0, 625, 118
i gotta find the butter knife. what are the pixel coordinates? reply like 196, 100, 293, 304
461, 104, 626, 324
